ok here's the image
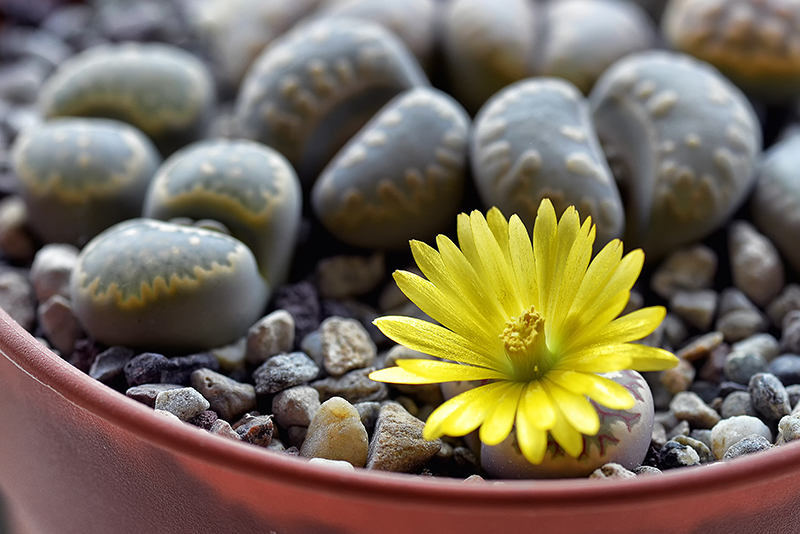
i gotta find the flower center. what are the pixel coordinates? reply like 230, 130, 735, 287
501, 305, 552, 381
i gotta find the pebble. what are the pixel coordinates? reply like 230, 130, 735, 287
676, 331, 724, 362
722, 435, 773, 460
153, 409, 182, 423
354, 401, 381, 435
271, 385, 320, 428
633, 465, 663, 476
210, 337, 247, 373
688, 380, 718, 404
666, 420, 691, 440
767, 355, 800, 386
716, 309, 767, 343
590, 463, 636, 480
190, 368, 256, 422
0, 196, 36, 262
88, 346, 134, 385
669, 391, 721, 429
272, 281, 321, 342
671, 435, 715, 463
124, 352, 171, 387
125, 383, 183, 407
777, 414, 800, 444
285, 425, 308, 449
188, 410, 218, 430
659, 357, 696, 394
37, 294, 83, 355
718, 288, 760, 317
650, 244, 717, 300
651, 421, 667, 448
300, 397, 369, 467
160, 352, 220, 386
728, 221, 785, 308
209, 419, 241, 441
319, 316, 377, 377
658, 440, 700, 469
246, 310, 296, 365
732, 334, 781, 362
662, 313, 689, 349
697, 344, 727, 383
366, 403, 441, 473
718, 381, 749, 398
767, 284, 800, 328
154, 387, 210, 421
252, 352, 319, 395
781, 311, 800, 355
312, 367, 389, 404
689, 429, 714, 451
0, 270, 35, 331
786, 385, 800, 407
710, 416, 773, 459
28, 243, 78, 303
669, 289, 718, 331
724, 350, 768, 385
316, 254, 385, 300
308, 458, 356, 473
748, 373, 791, 421
234, 414, 274, 447
720, 391, 758, 419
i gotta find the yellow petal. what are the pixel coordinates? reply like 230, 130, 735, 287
396, 359, 507, 382
518, 381, 555, 430
508, 215, 538, 308
457, 212, 490, 289
549, 404, 585, 458
545, 379, 600, 435
628, 345, 679, 371
424, 382, 508, 439
374, 316, 499, 369
369, 366, 440, 385
515, 401, 549, 464
563, 305, 665, 354
470, 209, 521, 316
486, 207, 510, 263
560, 290, 631, 352
563, 239, 623, 326
557, 342, 641, 372
547, 370, 635, 410
478, 382, 525, 446
533, 198, 558, 318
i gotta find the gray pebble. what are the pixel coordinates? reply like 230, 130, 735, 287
720, 391, 758, 419
355, 401, 381, 434
633, 465, 663, 476
767, 284, 800, 328
154, 387, 210, 421
271, 385, 320, 428
666, 419, 691, 440
88, 346, 134, 384
718, 287, 761, 317
716, 309, 767, 343
0, 270, 35, 331
246, 309, 296, 365
319, 316, 377, 377
662, 313, 689, 349
711, 415, 773, 459
777, 414, 800, 444
209, 419, 242, 441
723, 350, 767, 385
689, 429, 713, 450
748, 372, 791, 421
210, 337, 247, 373
316, 254, 385, 300
672, 435, 715, 463
767, 355, 800, 386
37, 294, 83, 355
722, 434, 773, 460
366, 403, 441, 473
286, 425, 309, 449
729, 220, 785, 307
590, 463, 637, 479
651, 421, 667, 448
650, 244, 718, 300
312, 367, 389, 404
234, 413, 274, 446
659, 357, 696, 393
252, 352, 319, 395
191, 368, 257, 422
670, 391, 721, 429
670, 289, 718, 331
786, 384, 800, 407
0, 196, 36, 262
659, 440, 700, 468
28, 243, 78, 303
781, 311, 800, 355
732, 333, 781, 362
125, 383, 183, 407
300, 397, 369, 467
676, 331, 724, 362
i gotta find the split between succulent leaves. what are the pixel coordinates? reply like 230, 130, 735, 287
370, 198, 679, 466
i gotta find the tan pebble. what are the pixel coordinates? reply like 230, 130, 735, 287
300, 396, 369, 467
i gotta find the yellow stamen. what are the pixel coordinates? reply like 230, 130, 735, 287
501, 306, 551, 380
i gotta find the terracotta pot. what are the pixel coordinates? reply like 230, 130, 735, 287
0, 307, 799, 534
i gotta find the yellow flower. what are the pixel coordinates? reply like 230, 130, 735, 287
369, 199, 678, 465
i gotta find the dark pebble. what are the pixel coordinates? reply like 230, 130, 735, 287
722, 434, 773, 460
88, 346, 134, 385
688, 380, 719, 404
786, 384, 800, 408
125, 383, 183, 407
659, 440, 700, 469
748, 372, 791, 421
252, 352, 319, 395
781, 311, 800, 354
767, 354, 800, 386
234, 413, 274, 447
188, 410, 218, 430
273, 281, 321, 343
160, 352, 220, 385
718, 381, 749, 398
68, 338, 101, 373
124, 352, 170, 387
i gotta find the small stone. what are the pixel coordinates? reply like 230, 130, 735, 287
88, 346, 134, 384
271, 385, 320, 428
463, 474, 486, 483
366, 403, 441, 473
732, 333, 780, 362
633, 465, 663, 476
660, 357, 696, 393
689, 429, 713, 450
161, 352, 220, 386
300, 330, 323, 367
37, 294, 83, 355
252, 352, 319, 395
748, 372, 791, 421
781, 311, 800, 354
210, 337, 247, 373
722, 434, 773, 460
246, 309, 296, 365
590, 463, 636, 479
688, 380, 718, 404
29, 243, 79, 304
0, 196, 36, 262
718, 381, 749, 397
670, 289, 718, 331
651, 244, 717, 299
154, 387, 210, 421
670, 391, 721, 429
308, 458, 357, 472
729, 220, 785, 307
777, 414, 800, 444
285, 425, 308, 449
767, 354, 800, 386
124, 352, 171, 387
272, 281, 321, 342
68, 339, 100, 372
126, 383, 183, 407
724, 350, 767, 384
188, 410, 218, 430
767, 284, 800, 328
659, 440, 700, 469
312, 367, 389, 404
666, 420, 691, 440
662, 313, 689, 349
786, 384, 800, 407
209, 419, 241, 440
0, 270, 35, 331
354, 401, 381, 434
698, 343, 730, 384
316, 253, 385, 299
716, 309, 767, 343
651, 422, 668, 448
191, 368, 257, 422
671, 435, 715, 463
676, 331, 724, 362
234, 413, 274, 446
267, 438, 286, 452
720, 391, 758, 419
711, 415, 772, 459
319, 316, 377, 376
300, 397, 369, 467
153, 409, 182, 423
718, 287, 761, 317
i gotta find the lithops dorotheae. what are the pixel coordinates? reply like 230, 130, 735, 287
143, 138, 302, 288
470, 77, 624, 249
663, 0, 800, 102
590, 50, 761, 260
442, 0, 655, 114
234, 17, 428, 186
750, 134, 800, 274
11, 118, 161, 247
38, 42, 216, 155
70, 219, 268, 351
311, 86, 469, 249
316, 0, 437, 70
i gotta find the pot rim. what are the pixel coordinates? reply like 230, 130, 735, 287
2, 308, 797, 508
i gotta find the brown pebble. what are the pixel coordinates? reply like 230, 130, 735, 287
676, 331, 725, 362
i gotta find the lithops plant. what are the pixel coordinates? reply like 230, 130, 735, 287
663, 0, 800, 102
11, 118, 161, 247
590, 50, 761, 260
470, 77, 624, 249
38, 42, 216, 155
143, 138, 302, 288
234, 17, 429, 186
442, 0, 655, 113
316, 0, 437, 70
312, 86, 470, 249
70, 219, 268, 352
750, 134, 800, 275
